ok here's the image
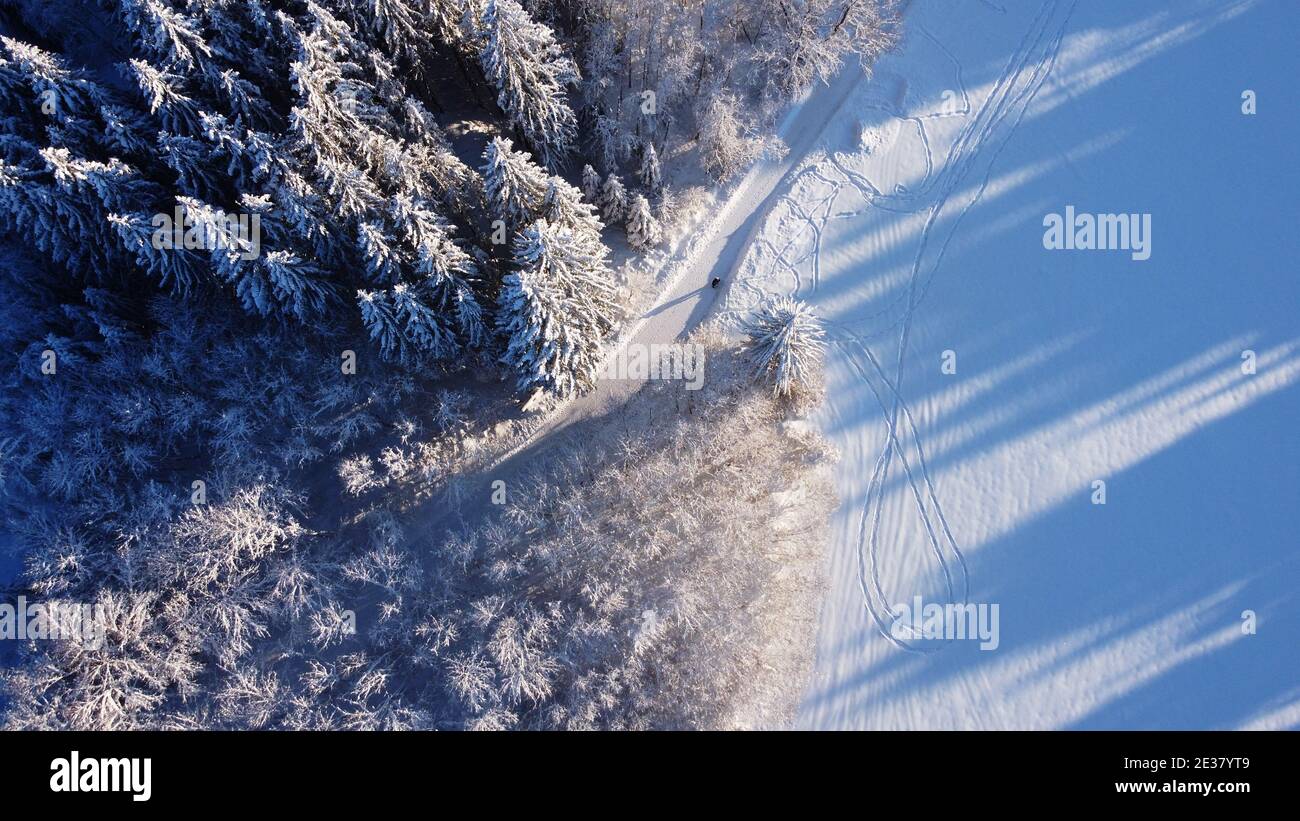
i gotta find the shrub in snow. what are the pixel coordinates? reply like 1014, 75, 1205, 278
432, 389, 473, 433
741, 296, 827, 404
339, 454, 381, 496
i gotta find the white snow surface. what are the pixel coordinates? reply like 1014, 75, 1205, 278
496, 0, 1299, 729
715, 0, 1300, 729
505, 54, 870, 441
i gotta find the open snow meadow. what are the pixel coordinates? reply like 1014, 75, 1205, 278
722, 0, 1300, 729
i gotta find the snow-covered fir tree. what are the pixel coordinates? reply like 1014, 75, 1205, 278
598, 173, 627, 224
474, 0, 579, 169
638, 141, 662, 193
589, 112, 625, 174
496, 219, 619, 398
740, 296, 827, 402
625, 193, 660, 251
541, 176, 607, 255
480, 135, 549, 231
581, 163, 602, 203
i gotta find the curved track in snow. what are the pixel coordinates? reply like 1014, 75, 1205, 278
725, 1, 1077, 653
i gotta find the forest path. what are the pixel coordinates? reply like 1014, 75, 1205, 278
494, 61, 873, 462
408, 61, 875, 551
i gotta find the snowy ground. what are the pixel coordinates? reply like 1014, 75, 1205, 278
719, 0, 1300, 729
493, 62, 869, 449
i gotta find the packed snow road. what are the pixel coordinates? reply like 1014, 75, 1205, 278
725, 0, 1300, 728
513, 61, 872, 445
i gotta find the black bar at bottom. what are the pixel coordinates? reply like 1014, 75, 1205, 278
0, 730, 1287, 809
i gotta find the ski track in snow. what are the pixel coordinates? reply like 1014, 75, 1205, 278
728, 0, 1300, 729
726, 0, 1078, 657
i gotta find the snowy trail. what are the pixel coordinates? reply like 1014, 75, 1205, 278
848, 0, 1073, 653
495, 61, 873, 454
415, 39, 881, 553
728, 0, 1300, 728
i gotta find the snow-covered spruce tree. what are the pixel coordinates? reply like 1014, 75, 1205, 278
474, 0, 579, 169
0, 145, 155, 283
541, 176, 606, 253
598, 173, 627, 224
330, 0, 446, 71
497, 219, 619, 398
355, 199, 488, 364
638, 141, 662, 193
481, 137, 607, 260
580, 163, 602, 203
741, 296, 827, 405
625, 193, 660, 251
481, 135, 550, 231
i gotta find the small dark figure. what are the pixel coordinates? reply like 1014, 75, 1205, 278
711, 277, 720, 289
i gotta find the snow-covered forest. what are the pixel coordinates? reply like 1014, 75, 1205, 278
0, 0, 892, 728
4, 0, 1293, 737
